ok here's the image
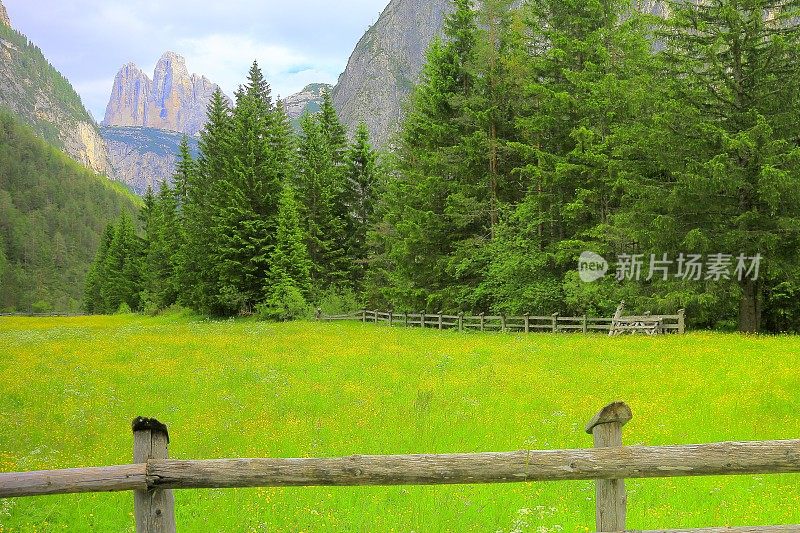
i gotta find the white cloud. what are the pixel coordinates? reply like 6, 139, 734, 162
175, 34, 338, 99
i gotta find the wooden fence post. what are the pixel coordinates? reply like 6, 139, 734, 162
551, 313, 559, 333
374, 310, 379, 324
132, 418, 175, 533
361, 308, 366, 323
421, 311, 426, 328
404, 312, 409, 327
438, 312, 443, 330
585, 402, 632, 533
500, 314, 506, 332
524, 314, 530, 333
480, 313, 485, 332
678, 309, 686, 334
583, 314, 588, 334
389, 310, 393, 327
315, 308, 321, 321
458, 313, 464, 332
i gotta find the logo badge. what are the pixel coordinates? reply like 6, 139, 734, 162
579, 251, 609, 283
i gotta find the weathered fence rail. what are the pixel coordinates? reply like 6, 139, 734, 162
0, 402, 796, 532
317, 308, 686, 334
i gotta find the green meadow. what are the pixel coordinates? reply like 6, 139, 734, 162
0, 314, 799, 532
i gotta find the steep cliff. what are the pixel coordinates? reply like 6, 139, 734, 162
0, 16, 111, 174
104, 52, 226, 136
101, 126, 199, 195
332, 0, 452, 146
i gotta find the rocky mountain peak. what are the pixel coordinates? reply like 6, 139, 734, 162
0, 1, 11, 27
283, 83, 332, 120
103, 51, 228, 137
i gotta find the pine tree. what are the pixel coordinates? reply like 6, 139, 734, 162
84, 223, 115, 313
213, 61, 285, 315
182, 89, 231, 313
101, 213, 141, 312
295, 113, 350, 292
345, 122, 378, 289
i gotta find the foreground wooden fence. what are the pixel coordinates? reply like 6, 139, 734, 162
317, 308, 687, 334
1, 403, 797, 532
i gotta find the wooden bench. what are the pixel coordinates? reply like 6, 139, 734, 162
609, 302, 664, 336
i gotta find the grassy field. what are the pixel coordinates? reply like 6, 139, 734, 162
0, 314, 799, 532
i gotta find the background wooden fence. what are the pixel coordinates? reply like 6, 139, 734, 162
317, 309, 687, 334
0, 402, 797, 532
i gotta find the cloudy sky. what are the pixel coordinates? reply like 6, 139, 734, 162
3, 0, 389, 121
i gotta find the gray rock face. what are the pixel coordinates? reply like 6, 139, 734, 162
0, 1, 11, 27
104, 52, 227, 137
332, 0, 452, 146
101, 126, 199, 195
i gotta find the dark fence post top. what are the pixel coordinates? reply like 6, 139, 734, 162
585, 402, 632, 434
132, 417, 169, 443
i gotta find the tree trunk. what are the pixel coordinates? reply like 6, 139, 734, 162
739, 278, 762, 333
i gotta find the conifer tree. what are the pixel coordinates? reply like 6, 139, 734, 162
213, 61, 285, 314
296, 113, 350, 292
345, 122, 378, 289
173, 136, 195, 209
318, 89, 347, 164
182, 89, 231, 313
266, 185, 312, 296
100, 213, 141, 312
84, 224, 115, 313
141, 182, 181, 310
371, 0, 482, 311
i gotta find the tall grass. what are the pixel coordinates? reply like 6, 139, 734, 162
0, 315, 798, 531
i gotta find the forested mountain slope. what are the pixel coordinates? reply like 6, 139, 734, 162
0, 111, 139, 312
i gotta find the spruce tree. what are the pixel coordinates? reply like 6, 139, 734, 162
84, 224, 115, 313
142, 182, 181, 310
482, 0, 658, 316
266, 184, 312, 296
213, 61, 284, 314
296, 113, 350, 292
173, 135, 195, 209
345, 122, 379, 290
371, 0, 482, 311
182, 89, 231, 313
100, 213, 141, 312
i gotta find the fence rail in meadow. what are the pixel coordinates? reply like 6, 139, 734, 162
0, 402, 797, 532
317, 308, 687, 334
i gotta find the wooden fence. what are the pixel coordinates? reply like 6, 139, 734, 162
0, 402, 797, 532
317, 309, 687, 334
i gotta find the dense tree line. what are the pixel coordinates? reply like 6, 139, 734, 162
0, 110, 139, 313
85, 64, 378, 319
368, 0, 800, 333
87, 0, 800, 332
